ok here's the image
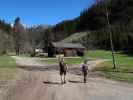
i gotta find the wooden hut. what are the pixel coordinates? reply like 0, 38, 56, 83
48, 42, 86, 57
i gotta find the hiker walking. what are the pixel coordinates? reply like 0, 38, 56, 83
59, 57, 68, 84
82, 60, 89, 83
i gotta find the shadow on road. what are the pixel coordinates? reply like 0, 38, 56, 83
43, 81, 61, 85
68, 80, 84, 83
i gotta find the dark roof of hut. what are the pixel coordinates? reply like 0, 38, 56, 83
52, 42, 85, 49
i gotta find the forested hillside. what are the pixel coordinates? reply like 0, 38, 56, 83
47, 0, 133, 51
0, 20, 14, 54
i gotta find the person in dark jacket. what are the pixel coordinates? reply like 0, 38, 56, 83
59, 58, 67, 84
82, 60, 89, 83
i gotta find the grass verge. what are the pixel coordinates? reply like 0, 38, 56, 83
0, 55, 17, 83
88, 50, 133, 83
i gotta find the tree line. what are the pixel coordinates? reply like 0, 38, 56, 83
0, 17, 48, 55
46, 0, 133, 52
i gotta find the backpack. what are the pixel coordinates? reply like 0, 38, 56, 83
82, 64, 88, 71
59, 61, 67, 71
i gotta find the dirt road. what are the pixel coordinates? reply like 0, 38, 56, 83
9, 56, 133, 100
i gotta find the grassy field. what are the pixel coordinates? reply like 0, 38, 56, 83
0, 56, 17, 68
84, 50, 113, 59
0, 56, 17, 81
88, 50, 133, 83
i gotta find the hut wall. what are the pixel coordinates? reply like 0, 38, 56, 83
64, 49, 77, 57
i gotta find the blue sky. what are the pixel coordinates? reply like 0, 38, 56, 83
0, 0, 94, 26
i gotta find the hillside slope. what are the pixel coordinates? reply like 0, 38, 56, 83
61, 31, 89, 43
61, 31, 96, 48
